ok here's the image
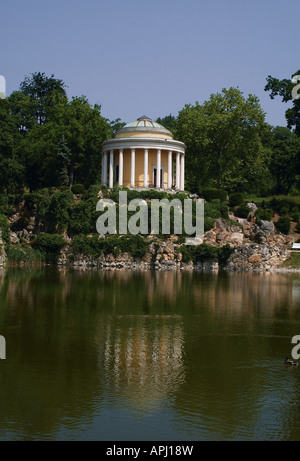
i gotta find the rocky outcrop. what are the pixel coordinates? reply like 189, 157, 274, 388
201, 217, 292, 271
4, 212, 296, 271
225, 243, 289, 272
203, 218, 244, 247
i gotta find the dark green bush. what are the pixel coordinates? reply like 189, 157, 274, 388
68, 201, 93, 236
204, 217, 215, 232
204, 199, 229, 221
180, 243, 234, 266
269, 197, 299, 215
229, 193, 244, 207
255, 208, 273, 222
291, 210, 300, 222
0, 194, 14, 216
234, 204, 250, 219
71, 184, 85, 195
31, 188, 52, 221
120, 235, 148, 259
6, 245, 45, 263
0, 213, 10, 245
202, 188, 228, 203
46, 189, 74, 232
35, 233, 66, 260
71, 234, 148, 259
275, 216, 291, 235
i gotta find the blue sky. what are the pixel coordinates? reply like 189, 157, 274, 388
1, 0, 299, 127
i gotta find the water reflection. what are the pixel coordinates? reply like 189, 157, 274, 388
98, 315, 185, 410
0, 267, 300, 439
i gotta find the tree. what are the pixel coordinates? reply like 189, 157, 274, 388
156, 114, 178, 137
269, 126, 300, 194
57, 135, 71, 187
8, 73, 112, 191
0, 99, 24, 194
176, 88, 270, 193
60, 96, 111, 187
264, 69, 300, 136
19, 72, 67, 126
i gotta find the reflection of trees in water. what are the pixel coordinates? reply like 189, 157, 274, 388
0, 267, 300, 439
0, 267, 102, 440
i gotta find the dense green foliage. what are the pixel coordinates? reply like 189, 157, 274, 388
265, 69, 300, 136
1, 71, 300, 198
34, 233, 66, 261
234, 204, 251, 219
71, 234, 148, 259
2, 70, 300, 265
0, 213, 10, 245
202, 188, 228, 202
274, 216, 291, 235
175, 88, 271, 194
180, 243, 234, 266
1, 72, 112, 193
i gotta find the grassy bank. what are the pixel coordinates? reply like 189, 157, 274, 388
280, 252, 300, 268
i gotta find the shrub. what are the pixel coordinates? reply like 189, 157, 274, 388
219, 200, 229, 219
0, 194, 14, 216
291, 210, 300, 222
68, 201, 93, 236
275, 216, 291, 235
119, 235, 148, 259
269, 197, 299, 215
35, 233, 66, 261
6, 245, 45, 263
180, 243, 234, 266
46, 189, 74, 232
32, 188, 52, 221
234, 204, 250, 219
71, 234, 148, 259
229, 193, 244, 207
202, 188, 228, 202
71, 184, 85, 195
204, 199, 229, 221
204, 217, 215, 232
0, 213, 10, 245
255, 208, 273, 222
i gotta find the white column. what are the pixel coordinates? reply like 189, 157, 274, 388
130, 148, 135, 188
180, 154, 185, 191
176, 152, 180, 189
109, 150, 114, 189
167, 151, 172, 189
156, 149, 161, 188
103, 151, 108, 186
119, 149, 123, 187
143, 149, 148, 188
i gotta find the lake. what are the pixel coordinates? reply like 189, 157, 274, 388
0, 266, 300, 441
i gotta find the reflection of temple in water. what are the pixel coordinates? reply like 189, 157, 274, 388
96, 315, 185, 409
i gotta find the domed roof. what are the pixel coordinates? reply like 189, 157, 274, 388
115, 115, 173, 140
125, 116, 166, 129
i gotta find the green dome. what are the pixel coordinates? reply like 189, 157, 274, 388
115, 115, 173, 139
125, 116, 166, 129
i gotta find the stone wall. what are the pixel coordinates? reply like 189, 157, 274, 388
3, 214, 296, 271
56, 217, 292, 272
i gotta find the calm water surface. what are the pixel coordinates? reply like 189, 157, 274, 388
1, 267, 300, 440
